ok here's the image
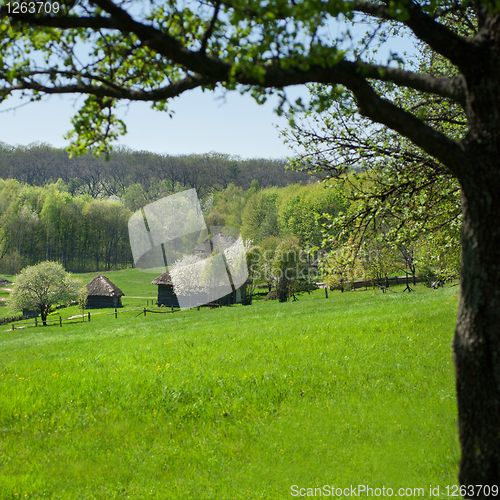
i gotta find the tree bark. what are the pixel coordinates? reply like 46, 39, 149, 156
277, 276, 289, 302
445, 18, 500, 488
454, 161, 500, 488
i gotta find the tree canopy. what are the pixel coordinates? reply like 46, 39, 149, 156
2, 0, 500, 488
0, 0, 476, 165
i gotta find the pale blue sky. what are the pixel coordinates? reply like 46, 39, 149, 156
0, 87, 299, 158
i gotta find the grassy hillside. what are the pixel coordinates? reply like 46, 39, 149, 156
0, 284, 459, 499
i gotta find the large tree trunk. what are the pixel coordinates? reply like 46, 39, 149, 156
454, 166, 500, 487
453, 25, 500, 486
277, 276, 289, 302
40, 306, 49, 327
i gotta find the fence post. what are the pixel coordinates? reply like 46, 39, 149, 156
35, 317, 37, 327
144, 308, 146, 316
60, 316, 62, 327
115, 308, 117, 319
11, 323, 14, 331
171, 306, 174, 313
88, 312, 90, 322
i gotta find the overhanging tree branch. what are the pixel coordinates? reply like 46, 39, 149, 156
0, 72, 216, 101
344, 62, 466, 104
239, 61, 466, 101
344, 77, 466, 175
350, 0, 477, 68
89, 0, 231, 77
1, 1, 466, 103
0, 60, 466, 108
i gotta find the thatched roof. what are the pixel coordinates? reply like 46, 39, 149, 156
151, 271, 174, 286
86, 275, 125, 297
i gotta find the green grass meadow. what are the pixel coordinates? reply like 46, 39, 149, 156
0, 274, 460, 499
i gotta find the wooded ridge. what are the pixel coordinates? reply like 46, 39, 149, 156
0, 142, 310, 202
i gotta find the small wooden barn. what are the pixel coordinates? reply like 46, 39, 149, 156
86, 275, 125, 309
151, 271, 180, 308
152, 270, 248, 308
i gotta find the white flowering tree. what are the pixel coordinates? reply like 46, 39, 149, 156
9, 261, 87, 326
169, 254, 209, 297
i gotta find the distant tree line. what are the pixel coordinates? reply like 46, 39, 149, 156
0, 143, 312, 275
0, 143, 310, 205
0, 180, 132, 274
0, 175, 339, 276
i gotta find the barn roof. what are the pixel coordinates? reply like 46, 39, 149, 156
152, 270, 250, 289
151, 271, 174, 286
86, 275, 125, 297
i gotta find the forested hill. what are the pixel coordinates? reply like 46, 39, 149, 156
0, 142, 310, 199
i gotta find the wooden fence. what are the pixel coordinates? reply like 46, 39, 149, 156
107, 306, 177, 318
7, 303, 217, 330
9, 311, 92, 330
11, 307, 188, 330
315, 275, 433, 291
349, 275, 430, 290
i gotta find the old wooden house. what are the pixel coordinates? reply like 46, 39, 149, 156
152, 270, 248, 307
151, 271, 180, 308
86, 275, 125, 308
